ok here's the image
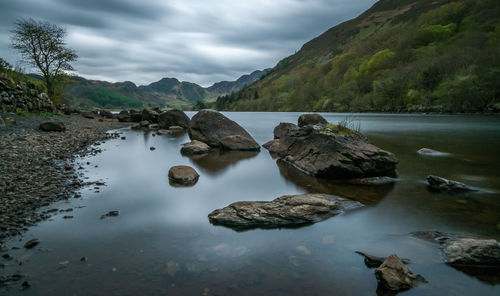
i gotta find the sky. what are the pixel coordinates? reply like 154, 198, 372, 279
0, 0, 377, 87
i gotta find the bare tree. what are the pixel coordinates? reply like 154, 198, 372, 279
10, 18, 77, 100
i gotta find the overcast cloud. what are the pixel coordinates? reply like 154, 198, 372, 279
0, 0, 376, 86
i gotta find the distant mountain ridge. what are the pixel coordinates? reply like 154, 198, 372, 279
64, 69, 270, 109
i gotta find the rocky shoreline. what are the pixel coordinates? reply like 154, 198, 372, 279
0, 112, 129, 244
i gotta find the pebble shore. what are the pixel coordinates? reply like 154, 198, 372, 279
0, 112, 129, 244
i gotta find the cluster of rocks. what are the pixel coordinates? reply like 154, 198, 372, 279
263, 114, 399, 179
0, 112, 128, 243
0, 76, 54, 113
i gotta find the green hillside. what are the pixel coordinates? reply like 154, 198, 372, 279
216, 0, 500, 113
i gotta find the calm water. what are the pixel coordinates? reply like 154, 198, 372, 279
2, 112, 500, 295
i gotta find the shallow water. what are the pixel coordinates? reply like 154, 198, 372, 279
2, 112, 500, 295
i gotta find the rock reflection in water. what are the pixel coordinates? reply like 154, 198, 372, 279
186, 149, 259, 175
277, 160, 394, 205
451, 266, 500, 286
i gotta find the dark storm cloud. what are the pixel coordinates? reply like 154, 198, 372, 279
0, 0, 377, 86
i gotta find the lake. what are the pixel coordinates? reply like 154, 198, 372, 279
2, 112, 500, 295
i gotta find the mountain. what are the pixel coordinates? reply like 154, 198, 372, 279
216, 0, 500, 113
207, 69, 271, 96
64, 69, 270, 109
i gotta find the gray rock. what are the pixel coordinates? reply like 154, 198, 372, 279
220, 135, 260, 151
375, 255, 426, 293
443, 239, 500, 267
273, 122, 299, 139
264, 124, 398, 179
158, 110, 190, 129
208, 194, 362, 230
298, 113, 328, 127
356, 251, 411, 268
142, 108, 159, 123
181, 140, 210, 155
427, 175, 477, 193
168, 165, 199, 186
139, 120, 150, 128
148, 123, 159, 130
0, 116, 4, 128
39, 121, 66, 132
189, 110, 260, 151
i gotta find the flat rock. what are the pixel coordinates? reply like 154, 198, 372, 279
168, 165, 199, 186
39, 121, 66, 132
375, 255, 426, 293
158, 110, 190, 129
181, 140, 210, 155
189, 110, 260, 151
427, 175, 477, 194
298, 113, 328, 127
169, 126, 184, 132
208, 194, 362, 230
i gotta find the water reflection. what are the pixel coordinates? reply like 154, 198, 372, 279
185, 149, 259, 175
277, 160, 394, 205
451, 266, 500, 285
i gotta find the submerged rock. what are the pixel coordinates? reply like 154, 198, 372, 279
24, 238, 40, 249
101, 210, 120, 219
181, 140, 210, 155
264, 122, 398, 179
426, 175, 477, 194
168, 165, 199, 186
39, 121, 66, 132
158, 109, 190, 129
345, 176, 397, 186
189, 110, 260, 151
417, 148, 448, 156
208, 194, 362, 230
375, 255, 426, 293
298, 113, 328, 127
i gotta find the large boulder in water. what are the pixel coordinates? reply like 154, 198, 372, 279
188, 110, 260, 151
208, 193, 362, 230
298, 113, 328, 127
158, 110, 190, 129
264, 123, 398, 179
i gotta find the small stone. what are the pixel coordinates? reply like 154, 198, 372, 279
375, 255, 426, 293
150, 146, 156, 151
101, 210, 120, 219
80, 257, 87, 262
168, 165, 199, 186
24, 238, 40, 249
